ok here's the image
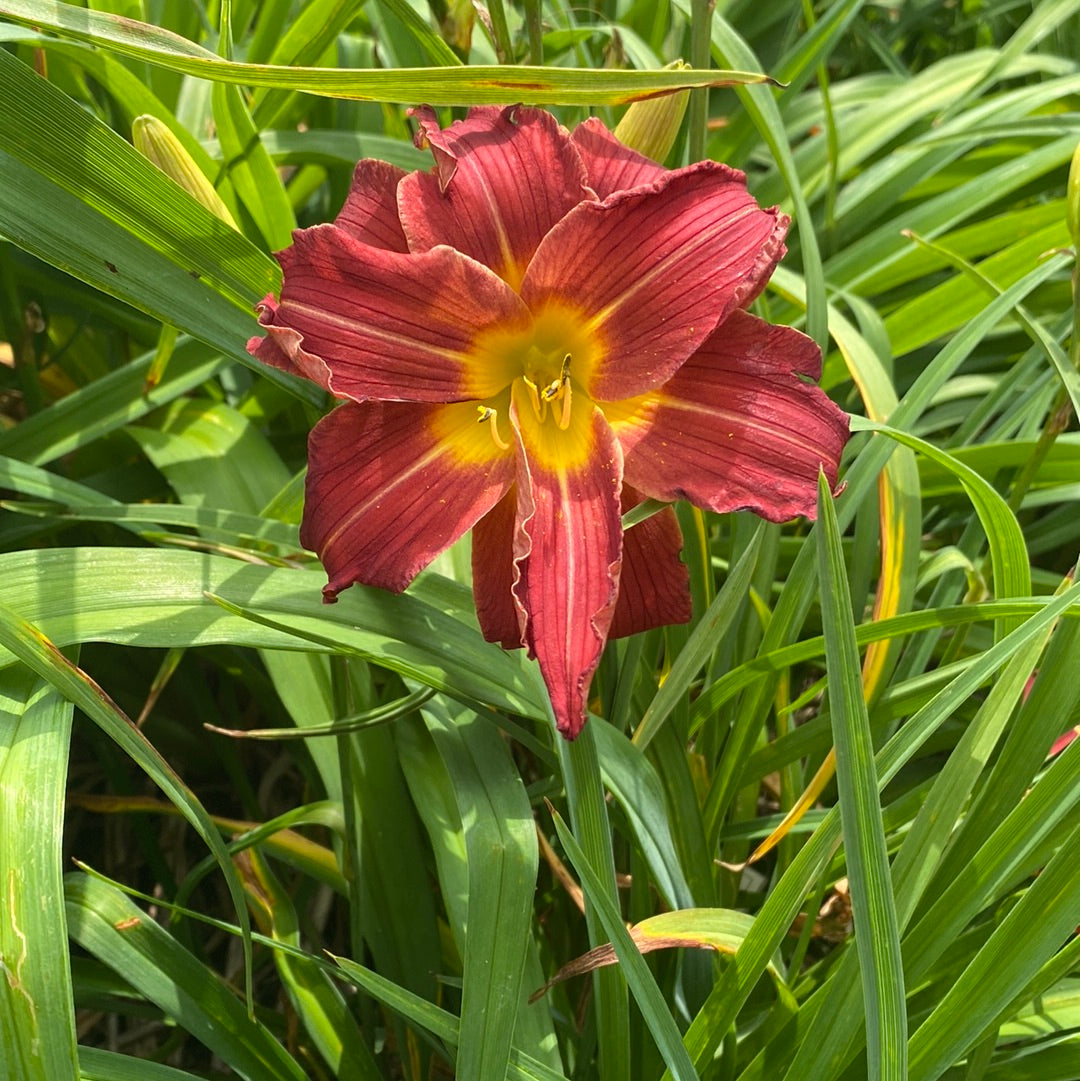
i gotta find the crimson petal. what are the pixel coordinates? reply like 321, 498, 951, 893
302, 400, 513, 601
471, 489, 524, 649
249, 293, 333, 389
267, 225, 529, 403
510, 399, 623, 740
334, 159, 409, 251
520, 163, 789, 402
400, 106, 591, 289
616, 310, 849, 522
609, 488, 691, 639
572, 117, 668, 198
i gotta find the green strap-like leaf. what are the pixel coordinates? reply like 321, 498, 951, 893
0, 0, 771, 103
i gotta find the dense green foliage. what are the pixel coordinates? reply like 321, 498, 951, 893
2, 1, 1080, 1080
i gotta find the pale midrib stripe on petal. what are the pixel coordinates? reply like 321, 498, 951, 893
557, 470, 577, 672
289, 301, 475, 366
657, 396, 836, 459
585, 203, 759, 334
460, 138, 518, 283
321, 439, 452, 553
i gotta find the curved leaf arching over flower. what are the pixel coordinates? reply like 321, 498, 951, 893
248, 105, 850, 739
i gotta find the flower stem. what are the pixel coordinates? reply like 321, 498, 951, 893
1006, 255, 1080, 514
687, 0, 713, 163
522, 0, 543, 65
485, 0, 514, 63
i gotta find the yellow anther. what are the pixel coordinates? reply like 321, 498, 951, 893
541, 354, 573, 402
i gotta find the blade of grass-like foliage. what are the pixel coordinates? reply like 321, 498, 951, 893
331, 953, 570, 1081
690, 597, 1077, 727
0, 44, 273, 310
237, 847, 383, 1080
700, 252, 1068, 835
781, 574, 1067, 1081
0, 0, 771, 103
670, 0, 826, 347
211, 78, 295, 250
774, 262, 921, 714
885, 223, 1069, 359
850, 417, 1030, 635
591, 722, 695, 909
0, 548, 548, 719
633, 522, 763, 748
0, 601, 255, 1005
816, 472, 906, 1081
423, 701, 540, 1081
0, 26, 235, 202
128, 398, 291, 511
0, 342, 226, 467
918, 442, 1080, 496
3, 501, 301, 552
903, 716, 1080, 992
213, 0, 295, 248
557, 725, 630, 1081
825, 134, 1076, 291
0, 456, 122, 509
890, 226, 1080, 429
396, 711, 560, 1068
65, 873, 305, 1081
860, 195, 1070, 297
81, 799, 347, 893
376, 0, 463, 67
0, 670, 78, 1081
0, 49, 319, 406
938, 0, 1080, 122
535, 906, 790, 1003
78, 1046, 207, 1080
670, 574, 1080, 1080
550, 807, 699, 1081
249, 0, 368, 124
214, 127, 429, 170
907, 813, 1080, 1081
925, 597, 1080, 889
708, 274, 916, 866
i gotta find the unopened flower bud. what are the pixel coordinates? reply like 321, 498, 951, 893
132, 115, 237, 228
614, 61, 691, 164
1068, 140, 1080, 249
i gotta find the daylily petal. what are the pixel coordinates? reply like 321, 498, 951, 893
301, 400, 514, 601
400, 106, 591, 289
334, 159, 409, 251
471, 489, 525, 649
268, 225, 530, 402
248, 293, 333, 389
510, 395, 623, 739
609, 488, 691, 639
571, 117, 668, 198
614, 310, 849, 522
520, 163, 789, 402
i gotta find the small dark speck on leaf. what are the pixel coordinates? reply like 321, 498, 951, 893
189, 269, 201, 280
105, 261, 118, 273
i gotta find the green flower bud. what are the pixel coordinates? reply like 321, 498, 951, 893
1068, 140, 1080, 249
613, 61, 691, 164
132, 115, 237, 229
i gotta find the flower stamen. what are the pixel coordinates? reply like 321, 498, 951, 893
522, 377, 547, 423
540, 355, 574, 430
476, 405, 511, 450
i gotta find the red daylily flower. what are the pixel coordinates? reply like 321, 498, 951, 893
248, 106, 850, 739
